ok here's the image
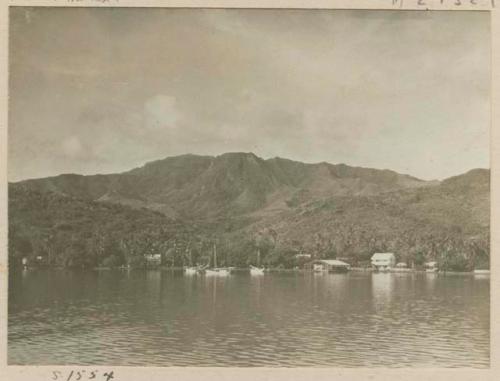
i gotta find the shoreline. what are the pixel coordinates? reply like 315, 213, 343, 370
11, 265, 489, 275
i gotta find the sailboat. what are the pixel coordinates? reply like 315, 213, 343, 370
250, 248, 265, 275
204, 242, 231, 276
184, 247, 198, 275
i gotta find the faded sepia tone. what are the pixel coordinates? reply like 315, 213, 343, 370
5, 5, 492, 372
9, 8, 489, 181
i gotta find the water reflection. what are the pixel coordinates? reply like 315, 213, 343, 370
146, 270, 161, 299
371, 272, 394, 306
250, 273, 263, 307
8, 270, 489, 367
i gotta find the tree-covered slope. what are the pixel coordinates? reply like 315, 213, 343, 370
8, 154, 490, 270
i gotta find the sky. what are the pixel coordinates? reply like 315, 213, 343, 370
8, 8, 490, 181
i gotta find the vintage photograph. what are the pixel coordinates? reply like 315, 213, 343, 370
7, 7, 490, 367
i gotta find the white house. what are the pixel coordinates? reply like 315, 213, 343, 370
371, 253, 396, 271
145, 253, 162, 266
425, 261, 438, 272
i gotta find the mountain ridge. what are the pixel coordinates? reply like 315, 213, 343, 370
11, 152, 451, 218
12, 152, 437, 183
8, 152, 490, 270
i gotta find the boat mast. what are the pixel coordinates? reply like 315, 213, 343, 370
257, 248, 261, 267
173, 242, 176, 268
213, 241, 217, 268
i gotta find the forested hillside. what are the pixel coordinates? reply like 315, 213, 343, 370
8, 153, 490, 270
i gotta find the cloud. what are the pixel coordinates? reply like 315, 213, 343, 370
8, 8, 490, 181
144, 94, 182, 130
61, 136, 84, 158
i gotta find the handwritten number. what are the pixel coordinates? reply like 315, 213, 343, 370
428, 0, 496, 6
418, 0, 425, 5
52, 370, 112, 381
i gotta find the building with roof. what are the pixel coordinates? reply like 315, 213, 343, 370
371, 253, 396, 271
310, 259, 351, 273
425, 261, 438, 272
145, 253, 162, 267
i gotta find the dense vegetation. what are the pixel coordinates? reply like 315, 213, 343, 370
8, 185, 184, 268
8, 153, 490, 271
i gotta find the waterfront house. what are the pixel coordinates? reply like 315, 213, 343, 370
310, 259, 351, 273
145, 253, 162, 266
371, 253, 396, 271
425, 261, 438, 272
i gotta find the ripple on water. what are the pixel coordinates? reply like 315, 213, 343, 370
8, 270, 490, 367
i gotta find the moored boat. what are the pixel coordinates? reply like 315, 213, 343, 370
204, 242, 231, 276
183, 247, 199, 275
250, 265, 264, 275
474, 269, 490, 274
205, 268, 230, 276
250, 249, 265, 275
313, 263, 326, 273
184, 266, 198, 275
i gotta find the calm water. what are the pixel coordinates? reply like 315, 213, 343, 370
8, 269, 489, 367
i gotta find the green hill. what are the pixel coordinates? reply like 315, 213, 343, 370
8, 154, 490, 270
